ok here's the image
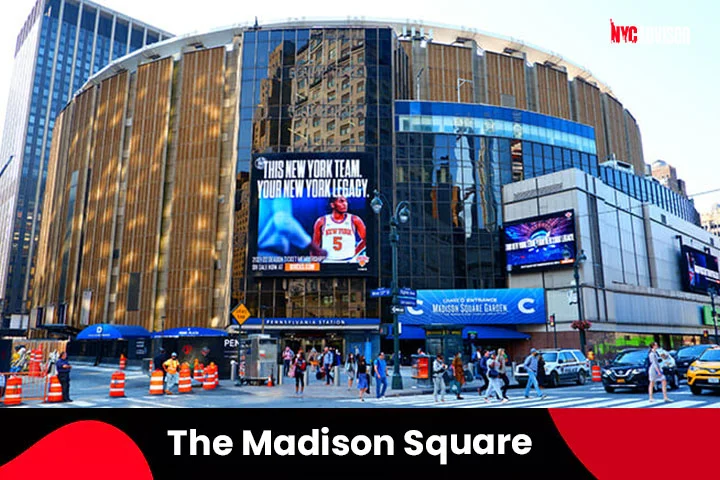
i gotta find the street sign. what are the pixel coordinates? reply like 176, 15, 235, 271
390, 305, 405, 315
371, 287, 392, 298
398, 297, 417, 307
231, 303, 251, 325
399, 287, 416, 297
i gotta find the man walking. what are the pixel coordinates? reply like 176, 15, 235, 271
323, 347, 334, 385
523, 348, 546, 399
163, 352, 180, 394
432, 354, 447, 403
56, 351, 72, 402
374, 352, 388, 399
476, 350, 490, 396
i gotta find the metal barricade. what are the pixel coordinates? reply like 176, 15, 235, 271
1, 372, 49, 403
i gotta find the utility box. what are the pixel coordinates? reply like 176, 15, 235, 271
411, 354, 432, 388
245, 334, 278, 384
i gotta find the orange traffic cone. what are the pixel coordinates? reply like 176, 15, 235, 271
119, 354, 127, 370
267, 375, 273, 387
110, 371, 126, 397
178, 364, 192, 394
193, 362, 205, 386
46, 376, 63, 403
4, 376, 22, 406
149, 370, 165, 395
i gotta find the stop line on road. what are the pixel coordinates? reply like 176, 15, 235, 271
336, 395, 713, 409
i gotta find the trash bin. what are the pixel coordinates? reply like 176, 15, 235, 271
411, 354, 432, 387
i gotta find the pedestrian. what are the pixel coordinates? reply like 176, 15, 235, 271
648, 342, 673, 403
523, 348, 546, 399
432, 353, 447, 403
374, 352, 388, 399
537, 353, 547, 390
473, 347, 483, 377
293, 352, 307, 396
200, 346, 217, 369
476, 350, 490, 396
56, 351, 72, 402
322, 346, 334, 385
417, 347, 425, 356
345, 353, 357, 389
154, 347, 170, 383
497, 348, 510, 400
282, 346, 294, 377
356, 355, 369, 401
452, 352, 465, 400
484, 351, 508, 403
163, 352, 180, 394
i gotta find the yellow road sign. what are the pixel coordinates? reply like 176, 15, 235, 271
232, 303, 251, 325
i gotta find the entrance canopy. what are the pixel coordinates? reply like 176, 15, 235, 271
151, 327, 228, 338
241, 318, 380, 331
387, 325, 530, 340
76, 324, 151, 340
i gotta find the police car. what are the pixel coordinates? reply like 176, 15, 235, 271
514, 349, 591, 387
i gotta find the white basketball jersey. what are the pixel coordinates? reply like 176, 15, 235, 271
321, 214, 356, 262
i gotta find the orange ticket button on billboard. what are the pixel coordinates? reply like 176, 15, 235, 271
285, 263, 320, 272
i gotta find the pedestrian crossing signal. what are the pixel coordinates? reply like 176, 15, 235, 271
548, 315, 555, 328
704, 329, 709, 338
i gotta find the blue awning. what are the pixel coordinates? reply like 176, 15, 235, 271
152, 327, 228, 338
386, 325, 530, 341
76, 324, 151, 340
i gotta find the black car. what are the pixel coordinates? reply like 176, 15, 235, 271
675, 344, 718, 378
601, 348, 679, 393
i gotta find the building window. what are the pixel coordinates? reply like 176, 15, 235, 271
340, 124, 350, 135
327, 120, 335, 131
328, 92, 336, 102
312, 117, 321, 127
341, 93, 350, 104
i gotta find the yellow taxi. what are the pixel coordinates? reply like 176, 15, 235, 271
687, 346, 720, 395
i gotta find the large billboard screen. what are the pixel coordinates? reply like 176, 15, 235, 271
681, 245, 720, 293
398, 289, 546, 325
503, 210, 577, 272
248, 152, 375, 276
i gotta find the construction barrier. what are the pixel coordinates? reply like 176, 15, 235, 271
119, 354, 127, 370
3, 376, 22, 406
110, 371, 126, 398
1, 372, 48, 403
592, 365, 601, 382
46, 376, 63, 403
202, 366, 215, 391
210, 363, 219, 388
193, 363, 204, 387
28, 349, 43, 377
149, 370, 165, 395
178, 365, 192, 394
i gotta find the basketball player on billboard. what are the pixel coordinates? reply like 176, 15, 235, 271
312, 195, 367, 263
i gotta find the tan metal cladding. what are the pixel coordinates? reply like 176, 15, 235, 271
485, 52, 527, 109
572, 78, 607, 164
535, 63, 571, 120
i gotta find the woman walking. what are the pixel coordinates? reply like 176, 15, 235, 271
648, 342, 673, 403
484, 351, 508, 403
451, 353, 465, 400
356, 355, 369, 402
497, 348, 510, 400
293, 352, 307, 396
432, 354, 448, 403
537, 353, 547, 391
345, 353, 357, 390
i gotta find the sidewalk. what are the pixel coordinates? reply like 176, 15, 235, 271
238, 366, 521, 399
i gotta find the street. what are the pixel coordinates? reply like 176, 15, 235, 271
7, 365, 720, 409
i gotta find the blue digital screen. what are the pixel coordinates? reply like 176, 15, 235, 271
504, 210, 577, 272
682, 245, 720, 294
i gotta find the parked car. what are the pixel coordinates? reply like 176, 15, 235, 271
675, 344, 718, 378
687, 346, 720, 395
601, 348, 679, 393
514, 349, 591, 387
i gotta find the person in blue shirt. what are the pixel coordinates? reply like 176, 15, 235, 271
322, 347, 335, 385
56, 351, 73, 402
523, 348, 546, 399
374, 352, 388, 399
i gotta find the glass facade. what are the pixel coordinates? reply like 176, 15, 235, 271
234, 27, 394, 320
0, 0, 170, 323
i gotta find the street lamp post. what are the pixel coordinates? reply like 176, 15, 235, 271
571, 250, 588, 353
710, 288, 718, 345
371, 190, 411, 390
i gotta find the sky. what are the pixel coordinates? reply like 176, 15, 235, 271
0, 0, 718, 211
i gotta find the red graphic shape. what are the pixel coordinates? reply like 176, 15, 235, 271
550, 409, 718, 479
0, 420, 152, 480
183, 345, 193, 355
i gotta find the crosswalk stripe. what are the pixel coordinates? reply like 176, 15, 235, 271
699, 401, 720, 408
566, 398, 640, 408
493, 397, 583, 409
127, 398, 183, 408
652, 400, 703, 408
457, 396, 549, 408
529, 398, 603, 408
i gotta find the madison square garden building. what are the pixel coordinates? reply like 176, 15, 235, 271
30, 20, 712, 361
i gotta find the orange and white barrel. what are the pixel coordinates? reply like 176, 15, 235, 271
110, 371, 126, 397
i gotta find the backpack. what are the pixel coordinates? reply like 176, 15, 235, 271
479, 356, 488, 372
297, 359, 307, 372
334, 352, 342, 367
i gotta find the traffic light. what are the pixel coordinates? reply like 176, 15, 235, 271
548, 314, 555, 328
704, 329, 709, 339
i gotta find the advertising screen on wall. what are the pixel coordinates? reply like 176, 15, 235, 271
248, 152, 375, 276
681, 244, 720, 294
503, 210, 577, 272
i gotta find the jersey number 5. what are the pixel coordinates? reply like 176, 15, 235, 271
333, 236, 342, 251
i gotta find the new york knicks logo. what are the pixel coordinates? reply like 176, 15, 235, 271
357, 255, 369, 267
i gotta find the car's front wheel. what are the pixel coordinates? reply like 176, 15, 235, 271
577, 371, 587, 386
548, 372, 560, 388
690, 385, 703, 395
